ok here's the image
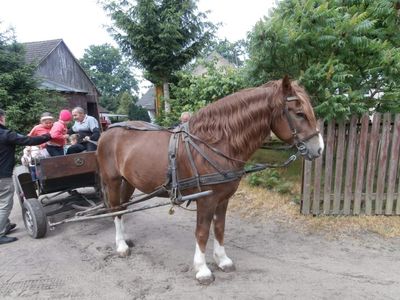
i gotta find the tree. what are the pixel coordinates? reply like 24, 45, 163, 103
159, 62, 247, 126
247, 0, 400, 120
80, 44, 139, 112
102, 0, 216, 113
116, 91, 150, 122
0, 27, 63, 133
116, 91, 132, 115
128, 101, 151, 122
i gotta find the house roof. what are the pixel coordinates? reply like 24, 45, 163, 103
39, 78, 87, 93
192, 52, 235, 76
22, 39, 101, 95
23, 39, 63, 65
137, 86, 156, 110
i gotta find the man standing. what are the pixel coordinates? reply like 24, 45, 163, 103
67, 107, 100, 154
0, 109, 51, 244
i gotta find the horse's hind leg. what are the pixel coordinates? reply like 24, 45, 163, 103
114, 178, 135, 257
213, 198, 235, 272
103, 175, 133, 257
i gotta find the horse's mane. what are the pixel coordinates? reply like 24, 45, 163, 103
189, 79, 315, 156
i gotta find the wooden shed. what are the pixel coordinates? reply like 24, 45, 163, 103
23, 39, 100, 120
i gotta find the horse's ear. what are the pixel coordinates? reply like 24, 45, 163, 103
282, 75, 291, 95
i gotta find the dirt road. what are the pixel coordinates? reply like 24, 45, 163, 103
1, 195, 400, 299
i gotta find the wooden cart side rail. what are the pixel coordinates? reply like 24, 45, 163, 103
37, 152, 97, 180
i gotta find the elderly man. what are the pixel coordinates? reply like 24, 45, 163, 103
180, 111, 191, 124
67, 107, 100, 154
0, 109, 51, 244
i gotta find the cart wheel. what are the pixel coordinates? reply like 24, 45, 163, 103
22, 198, 47, 238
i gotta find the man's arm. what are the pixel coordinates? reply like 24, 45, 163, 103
88, 117, 100, 141
7, 131, 51, 146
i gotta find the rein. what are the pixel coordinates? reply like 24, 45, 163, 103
107, 121, 300, 206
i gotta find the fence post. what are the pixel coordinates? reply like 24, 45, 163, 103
353, 115, 369, 215
343, 116, 357, 215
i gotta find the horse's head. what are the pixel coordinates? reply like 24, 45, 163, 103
270, 76, 324, 160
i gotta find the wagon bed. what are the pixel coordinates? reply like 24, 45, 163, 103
13, 152, 101, 238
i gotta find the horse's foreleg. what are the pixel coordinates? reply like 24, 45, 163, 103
213, 199, 235, 272
194, 204, 215, 284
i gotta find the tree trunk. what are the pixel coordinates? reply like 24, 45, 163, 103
155, 84, 163, 116
163, 81, 170, 113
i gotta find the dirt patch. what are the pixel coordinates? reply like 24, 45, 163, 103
230, 182, 400, 238
1, 189, 400, 299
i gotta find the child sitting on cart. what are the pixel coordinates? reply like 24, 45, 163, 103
21, 146, 43, 180
66, 134, 80, 155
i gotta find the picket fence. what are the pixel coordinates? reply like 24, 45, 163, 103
301, 113, 400, 215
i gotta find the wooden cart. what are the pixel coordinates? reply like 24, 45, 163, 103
13, 152, 101, 238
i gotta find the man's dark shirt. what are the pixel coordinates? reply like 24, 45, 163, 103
0, 124, 50, 178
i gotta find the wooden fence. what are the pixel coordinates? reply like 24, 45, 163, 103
301, 113, 400, 215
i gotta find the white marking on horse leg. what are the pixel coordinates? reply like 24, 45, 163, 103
120, 215, 127, 240
193, 242, 213, 283
213, 239, 234, 271
115, 217, 129, 257
318, 132, 325, 152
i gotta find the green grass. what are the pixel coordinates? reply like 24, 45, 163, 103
248, 148, 303, 183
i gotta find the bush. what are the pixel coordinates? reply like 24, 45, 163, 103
246, 169, 293, 194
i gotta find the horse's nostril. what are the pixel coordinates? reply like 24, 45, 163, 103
318, 148, 322, 155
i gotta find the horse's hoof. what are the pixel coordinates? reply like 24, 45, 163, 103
197, 273, 215, 285
117, 248, 131, 257
220, 264, 236, 273
117, 244, 131, 257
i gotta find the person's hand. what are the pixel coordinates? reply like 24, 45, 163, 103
63, 134, 69, 139
83, 136, 90, 142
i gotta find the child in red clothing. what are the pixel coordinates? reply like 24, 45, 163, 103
48, 109, 72, 156
29, 112, 54, 137
23, 112, 54, 159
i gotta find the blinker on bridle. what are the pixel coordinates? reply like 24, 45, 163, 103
283, 95, 320, 156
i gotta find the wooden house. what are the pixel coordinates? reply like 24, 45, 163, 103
23, 39, 100, 119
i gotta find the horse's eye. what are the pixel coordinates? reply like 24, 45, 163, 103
296, 112, 306, 119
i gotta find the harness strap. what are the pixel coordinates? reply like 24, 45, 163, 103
284, 95, 320, 156
167, 129, 181, 202
182, 124, 202, 192
185, 136, 229, 176
283, 105, 298, 137
183, 131, 247, 164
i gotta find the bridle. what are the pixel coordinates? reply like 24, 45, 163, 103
283, 95, 320, 156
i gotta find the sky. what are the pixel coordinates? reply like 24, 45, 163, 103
0, 0, 276, 92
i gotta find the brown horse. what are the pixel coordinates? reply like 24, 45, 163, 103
96, 76, 324, 284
